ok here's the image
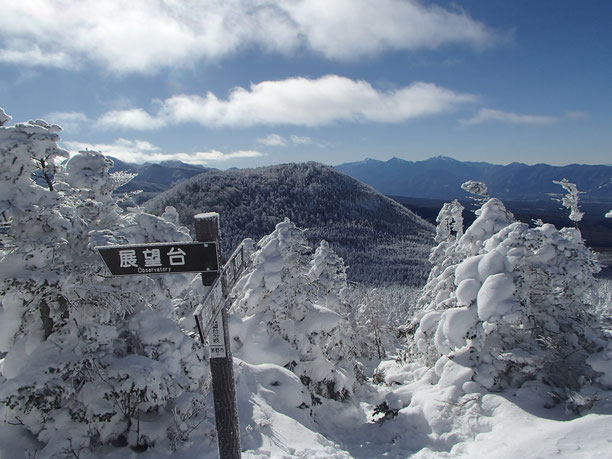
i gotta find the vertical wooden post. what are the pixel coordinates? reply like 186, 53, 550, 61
194, 213, 241, 459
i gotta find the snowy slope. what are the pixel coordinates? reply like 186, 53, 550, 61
3, 356, 610, 459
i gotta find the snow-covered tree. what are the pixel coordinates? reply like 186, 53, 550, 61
553, 178, 584, 225
435, 200, 464, 242
407, 186, 609, 401
339, 284, 420, 362
0, 107, 10, 126
0, 110, 211, 456
430, 199, 465, 272
457, 197, 515, 257
231, 220, 358, 401
308, 240, 350, 315
461, 180, 489, 204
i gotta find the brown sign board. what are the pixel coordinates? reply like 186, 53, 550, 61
96, 241, 219, 276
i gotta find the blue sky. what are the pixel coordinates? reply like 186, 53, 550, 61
1, 0, 610, 168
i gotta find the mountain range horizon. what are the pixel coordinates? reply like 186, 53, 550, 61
111, 154, 612, 204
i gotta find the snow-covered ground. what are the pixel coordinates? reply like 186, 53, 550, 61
2, 354, 611, 458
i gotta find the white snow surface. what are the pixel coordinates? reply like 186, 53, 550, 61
476, 272, 519, 322
2, 357, 611, 458
10, 301, 612, 448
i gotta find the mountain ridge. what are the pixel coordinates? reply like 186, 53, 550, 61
336, 156, 612, 203
145, 162, 434, 285
109, 156, 212, 194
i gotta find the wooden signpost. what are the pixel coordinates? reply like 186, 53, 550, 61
193, 213, 244, 459
96, 212, 246, 459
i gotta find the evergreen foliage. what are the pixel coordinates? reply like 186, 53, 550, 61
0, 110, 212, 456
145, 162, 434, 285
407, 183, 611, 400
230, 220, 359, 401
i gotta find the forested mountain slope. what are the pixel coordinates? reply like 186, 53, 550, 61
146, 162, 434, 285
109, 156, 211, 194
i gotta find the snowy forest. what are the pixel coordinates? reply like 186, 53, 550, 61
1, 109, 611, 458
144, 163, 434, 286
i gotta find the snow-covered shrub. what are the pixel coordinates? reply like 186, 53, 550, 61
308, 240, 349, 312
0, 110, 211, 456
407, 191, 608, 397
231, 219, 358, 401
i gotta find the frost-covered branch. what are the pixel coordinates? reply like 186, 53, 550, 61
553, 178, 584, 224
0, 108, 212, 456
461, 180, 490, 203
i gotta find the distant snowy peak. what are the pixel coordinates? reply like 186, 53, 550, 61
157, 160, 208, 170
336, 156, 612, 202
428, 155, 459, 162
346, 155, 457, 166
108, 156, 212, 193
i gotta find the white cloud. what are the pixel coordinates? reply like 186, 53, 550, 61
62, 138, 264, 165
171, 150, 265, 164
0, 1, 502, 74
290, 135, 312, 145
257, 133, 287, 146
44, 111, 88, 132
0, 42, 72, 68
283, 0, 502, 60
97, 109, 166, 130
63, 138, 160, 158
98, 75, 477, 129
257, 133, 314, 146
461, 108, 557, 126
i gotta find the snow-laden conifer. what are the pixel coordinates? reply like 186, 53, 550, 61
553, 178, 584, 224
0, 110, 211, 456
308, 240, 351, 316
407, 183, 610, 403
429, 199, 465, 273
231, 220, 358, 401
